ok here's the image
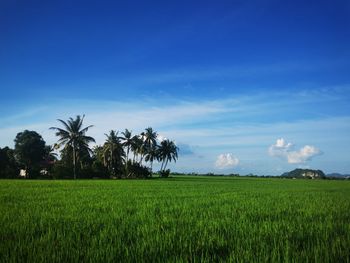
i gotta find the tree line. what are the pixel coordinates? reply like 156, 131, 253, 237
0, 115, 178, 179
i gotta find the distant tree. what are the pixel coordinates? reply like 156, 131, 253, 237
131, 135, 143, 164
44, 145, 58, 163
158, 139, 178, 175
41, 145, 58, 177
103, 130, 125, 177
121, 129, 133, 163
50, 115, 95, 179
14, 130, 46, 178
59, 145, 74, 167
0, 147, 18, 178
140, 127, 158, 165
92, 145, 105, 166
120, 129, 133, 174
91, 145, 109, 178
144, 145, 158, 171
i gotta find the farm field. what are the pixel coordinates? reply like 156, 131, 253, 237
0, 176, 349, 262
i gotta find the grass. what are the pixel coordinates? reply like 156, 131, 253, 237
0, 176, 349, 262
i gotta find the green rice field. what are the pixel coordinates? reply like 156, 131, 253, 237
0, 176, 349, 262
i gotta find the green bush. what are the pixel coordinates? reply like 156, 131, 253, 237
159, 169, 170, 178
0, 167, 19, 179
127, 162, 151, 178
91, 161, 109, 178
51, 162, 74, 179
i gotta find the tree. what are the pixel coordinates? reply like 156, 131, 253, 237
41, 145, 58, 177
130, 135, 143, 164
158, 139, 178, 174
50, 115, 95, 179
91, 145, 109, 178
92, 145, 105, 166
144, 144, 158, 171
103, 130, 125, 177
44, 145, 58, 163
14, 130, 46, 178
121, 129, 133, 162
140, 127, 157, 165
0, 147, 18, 178
121, 129, 133, 174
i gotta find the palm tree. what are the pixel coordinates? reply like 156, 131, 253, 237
121, 129, 133, 172
144, 145, 158, 171
44, 145, 58, 163
142, 127, 157, 163
92, 145, 105, 165
103, 130, 124, 177
42, 145, 58, 175
50, 115, 95, 179
158, 139, 178, 173
131, 135, 143, 164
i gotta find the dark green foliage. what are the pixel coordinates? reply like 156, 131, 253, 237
14, 130, 46, 178
6, 122, 179, 179
51, 161, 74, 179
0, 177, 349, 262
127, 161, 151, 178
0, 147, 18, 178
159, 169, 171, 178
158, 139, 178, 173
91, 161, 109, 179
140, 127, 157, 164
51, 161, 110, 179
103, 130, 125, 178
78, 166, 98, 179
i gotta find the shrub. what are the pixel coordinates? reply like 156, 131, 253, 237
159, 169, 170, 178
91, 161, 109, 179
127, 162, 151, 178
51, 162, 73, 179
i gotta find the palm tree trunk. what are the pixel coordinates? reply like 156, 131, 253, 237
150, 160, 153, 177
140, 154, 144, 165
126, 147, 130, 164
164, 159, 169, 171
73, 145, 76, 180
160, 159, 165, 172
110, 148, 113, 176
125, 147, 130, 176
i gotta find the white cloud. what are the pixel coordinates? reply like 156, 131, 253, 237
268, 138, 293, 157
215, 153, 239, 169
287, 145, 321, 164
268, 138, 322, 164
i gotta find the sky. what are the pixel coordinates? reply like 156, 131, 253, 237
0, 0, 349, 175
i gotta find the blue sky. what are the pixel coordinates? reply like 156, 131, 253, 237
0, 0, 349, 175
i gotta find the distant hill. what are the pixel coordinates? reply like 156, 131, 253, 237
327, 173, 350, 179
281, 169, 326, 179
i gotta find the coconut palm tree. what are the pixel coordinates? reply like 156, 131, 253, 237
158, 139, 178, 173
103, 130, 125, 177
144, 145, 159, 171
141, 127, 158, 165
131, 135, 143, 164
50, 115, 95, 179
121, 129, 133, 166
44, 145, 58, 163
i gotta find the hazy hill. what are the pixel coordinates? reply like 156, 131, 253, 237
282, 169, 326, 179
327, 173, 350, 179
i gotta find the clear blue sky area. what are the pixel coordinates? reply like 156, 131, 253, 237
0, 0, 349, 174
